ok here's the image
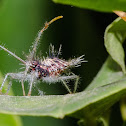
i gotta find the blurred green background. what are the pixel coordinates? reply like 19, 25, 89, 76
0, 0, 119, 126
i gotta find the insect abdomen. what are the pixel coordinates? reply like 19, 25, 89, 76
41, 58, 68, 77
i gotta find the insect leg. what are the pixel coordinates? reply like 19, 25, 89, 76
57, 75, 79, 93
21, 80, 25, 96
0, 73, 10, 92
21, 65, 31, 96
27, 73, 35, 96
61, 79, 72, 94
0, 72, 26, 94
6, 80, 12, 95
73, 75, 79, 93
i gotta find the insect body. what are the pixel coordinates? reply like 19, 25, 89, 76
35, 57, 67, 78
0, 16, 85, 96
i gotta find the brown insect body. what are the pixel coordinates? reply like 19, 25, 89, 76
30, 56, 69, 79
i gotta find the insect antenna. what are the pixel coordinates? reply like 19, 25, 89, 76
30, 16, 63, 60
0, 45, 26, 64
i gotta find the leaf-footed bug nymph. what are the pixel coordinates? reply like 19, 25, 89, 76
0, 16, 86, 96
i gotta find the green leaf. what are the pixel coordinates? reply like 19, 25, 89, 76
53, 0, 126, 12
104, 17, 126, 73
86, 57, 124, 90
0, 114, 22, 126
0, 73, 22, 126
0, 78, 126, 118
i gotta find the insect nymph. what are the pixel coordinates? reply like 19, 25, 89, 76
0, 16, 85, 96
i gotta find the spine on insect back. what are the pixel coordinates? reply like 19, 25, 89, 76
68, 55, 86, 68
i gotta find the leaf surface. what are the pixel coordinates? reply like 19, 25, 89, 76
105, 17, 126, 73
53, 0, 126, 12
0, 73, 22, 126
0, 76, 126, 118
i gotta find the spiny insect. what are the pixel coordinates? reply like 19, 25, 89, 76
0, 16, 86, 96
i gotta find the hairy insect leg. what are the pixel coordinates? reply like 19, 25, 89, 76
0, 73, 15, 94
0, 73, 10, 92
6, 81, 12, 95
73, 76, 79, 93
27, 73, 35, 96
21, 80, 25, 96
61, 79, 72, 94
27, 80, 33, 96
21, 65, 31, 96
0, 72, 25, 94
58, 75, 79, 93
